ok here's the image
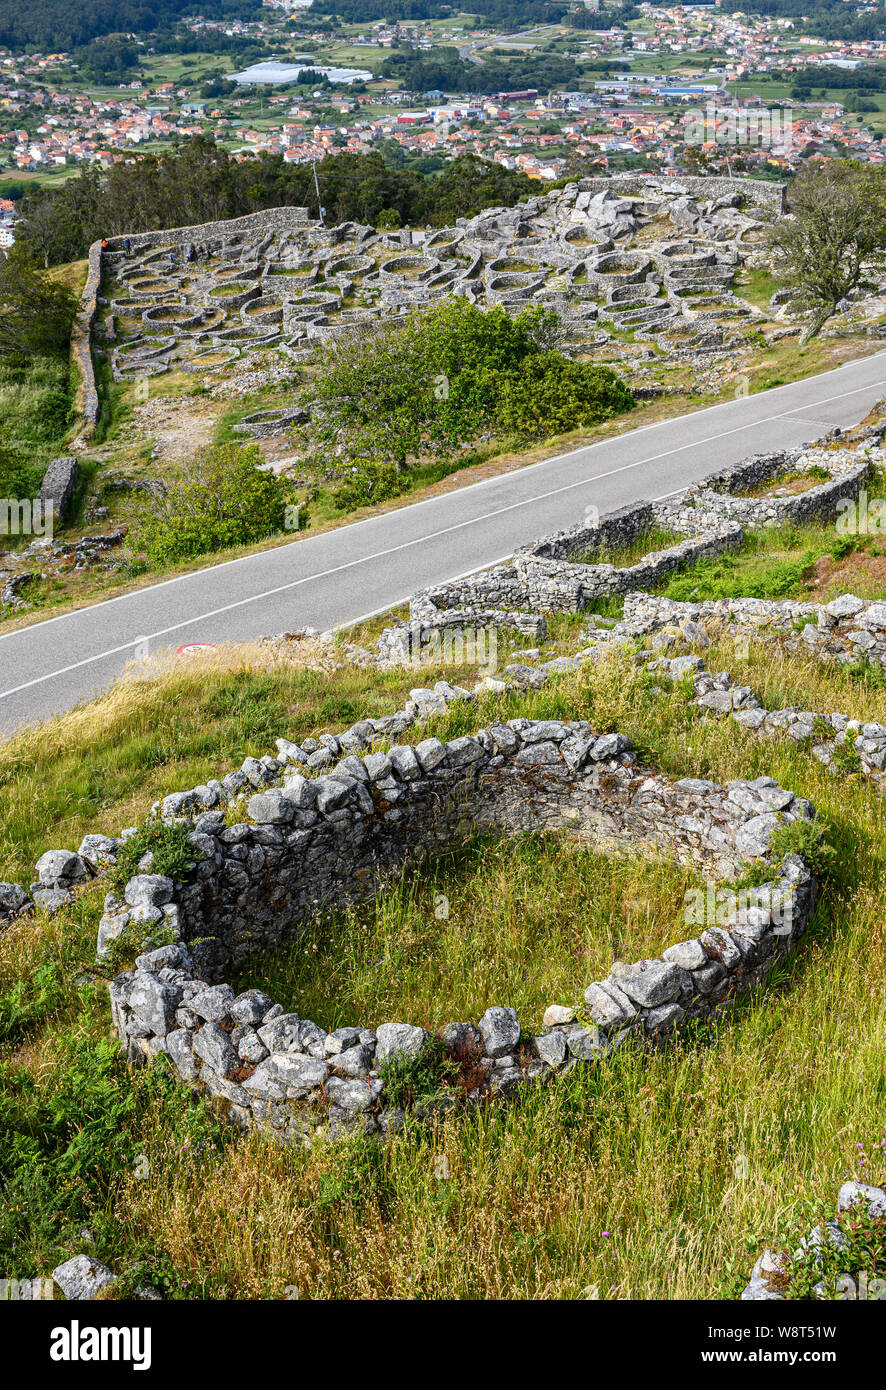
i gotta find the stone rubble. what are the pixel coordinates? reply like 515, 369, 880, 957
741, 1181, 886, 1300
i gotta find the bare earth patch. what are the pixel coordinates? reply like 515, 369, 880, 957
129, 398, 223, 465
805, 549, 886, 600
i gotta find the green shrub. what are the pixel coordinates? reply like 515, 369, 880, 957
304, 300, 633, 480
732, 815, 835, 890
332, 460, 407, 512
0, 245, 75, 359
776, 1202, 886, 1300
110, 819, 197, 896
768, 815, 836, 877
497, 355, 635, 441
830, 534, 861, 561
829, 739, 862, 776
376, 1036, 458, 1108
130, 441, 292, 565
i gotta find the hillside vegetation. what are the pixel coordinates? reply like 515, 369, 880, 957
2, 494, 886, 1298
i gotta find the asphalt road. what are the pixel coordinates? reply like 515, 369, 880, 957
1, 350, 885, 737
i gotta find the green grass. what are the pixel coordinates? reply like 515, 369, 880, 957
230, 834, 701, 1033
653, 522, 864, 603
0, 639, 884, 1298
736, 265, 778, 313
2, 505, 886, 1299
0, 355, 74, 471
0, 654, 415, 883
569, 526, 684, 569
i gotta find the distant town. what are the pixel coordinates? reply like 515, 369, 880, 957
2, 0, 885, 240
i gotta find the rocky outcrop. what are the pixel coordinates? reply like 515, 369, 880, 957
38, 456, 79, 522
741, 1181, 886, 1300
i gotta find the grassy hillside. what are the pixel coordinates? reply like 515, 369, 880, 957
1, 520, 885, 1296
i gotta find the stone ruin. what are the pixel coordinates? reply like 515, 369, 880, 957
89, 175, 789, 413
75, 171, 886, 441
379, 426, 877, 665
1, 651, 819, 1147
105, 725, 815, 1146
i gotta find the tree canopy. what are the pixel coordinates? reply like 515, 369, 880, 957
0, 246, 76, 360
17, 141, 537, 267
0, 0, 262, 50
302, 299, 634, 507
768, 162, 886, 341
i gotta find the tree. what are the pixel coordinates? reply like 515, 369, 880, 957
768, 162, 886, 341
16, 141, 535, 266
303, 299, 634, 489
680, 145, 711, 175
0, 245, 75, 359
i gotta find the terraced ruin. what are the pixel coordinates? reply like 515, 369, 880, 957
95, 176, 790, 402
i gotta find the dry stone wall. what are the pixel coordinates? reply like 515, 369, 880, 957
386, 431, 876, 660
621, 590, 886, 677
684, 446, 870, 528
83, 173, 783, 404
73, 240, 102, 430
577, 173, 787, 215
0, 647, 819, 1148
10, 418, 884, 1153
410, 502, 742, 627
105, 714, 815, 1144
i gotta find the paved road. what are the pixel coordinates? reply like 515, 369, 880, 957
1, 350, 884, 736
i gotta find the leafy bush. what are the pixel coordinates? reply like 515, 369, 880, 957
376, 1037, 458, 1108
305, 299, 633, 491
130, 441, 292, 565
830, 533, 862, 561
774, 1201, 886, 1300
332, 460, 407, 511
110, 818, 197, 896
731, 814, 835, 891
497, 354, 635, 440
767, 815, 836, 878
